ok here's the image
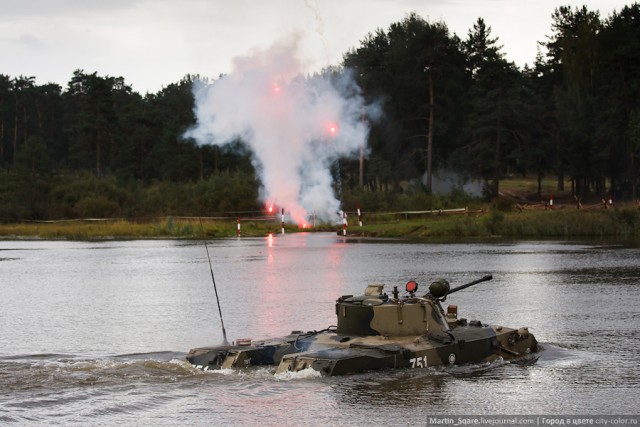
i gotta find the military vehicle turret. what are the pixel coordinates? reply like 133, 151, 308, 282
187, 275, 538, 376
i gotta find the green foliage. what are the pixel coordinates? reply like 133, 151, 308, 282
492, 197, 515, 212
541, 4, 640, 198
484, 210, 505, 235
73, 195, 120, 218
191, 171, 260, 215
48, 172, 129, 218
0, 169, 261, 220
456, 18, 525, 196
354, 208, 640, 239
611, 208, 640, 233
490, 209, 640, 237
157, 216, 195, 236
1, 6, 640, 222
344, 13, 468, 191
342, 184, 474, 214
0, 174, 38, 219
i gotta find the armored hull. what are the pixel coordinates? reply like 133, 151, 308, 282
187, 275, 539, 376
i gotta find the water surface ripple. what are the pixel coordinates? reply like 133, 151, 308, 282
1, 235, 639, 424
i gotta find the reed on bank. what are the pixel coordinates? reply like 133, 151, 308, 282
353, 205, 640, 239
0, 217, 286, 240
1, 206, 639, 240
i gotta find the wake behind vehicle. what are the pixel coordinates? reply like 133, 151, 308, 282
187, 275, 539, 376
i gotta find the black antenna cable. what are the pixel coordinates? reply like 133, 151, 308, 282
199, 218, 229, 345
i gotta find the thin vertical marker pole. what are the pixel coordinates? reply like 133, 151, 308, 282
342, 211, 347, 236
281, 208, 285, 235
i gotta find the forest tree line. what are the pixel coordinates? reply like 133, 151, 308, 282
1, 4, 639, 220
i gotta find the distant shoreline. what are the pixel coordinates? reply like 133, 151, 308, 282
1, 206, 638, 241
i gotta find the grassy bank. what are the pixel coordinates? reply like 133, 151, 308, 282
0, 217, 289, 240
2, 206, 639, 240
1, 171, 637, 240
353, 206, 640, 239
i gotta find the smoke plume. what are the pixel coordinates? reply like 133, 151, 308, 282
185, 37, 370, 225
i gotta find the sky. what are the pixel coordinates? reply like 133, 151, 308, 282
1, 0, 632, 94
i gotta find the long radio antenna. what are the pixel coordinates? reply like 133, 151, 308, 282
199, 218, 229, 345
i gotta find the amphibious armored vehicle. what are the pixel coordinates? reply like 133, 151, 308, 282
187, 275, 538, 376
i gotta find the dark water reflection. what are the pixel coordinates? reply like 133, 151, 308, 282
1, 234, 639, 424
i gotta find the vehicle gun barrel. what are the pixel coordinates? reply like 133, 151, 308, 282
447, 274, 493, 295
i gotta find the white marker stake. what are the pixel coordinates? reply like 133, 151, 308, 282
342, 211, 347, 236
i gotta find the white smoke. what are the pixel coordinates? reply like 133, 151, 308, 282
185, 36, 371, 225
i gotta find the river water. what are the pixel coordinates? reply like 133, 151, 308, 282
1, 233, 639, 425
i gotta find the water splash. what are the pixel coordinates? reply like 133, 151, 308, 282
274, 367, 322, 381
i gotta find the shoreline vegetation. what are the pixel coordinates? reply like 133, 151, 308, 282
3, 8, 640, 244
3, 179, 639, 241
2, 203, 639, 241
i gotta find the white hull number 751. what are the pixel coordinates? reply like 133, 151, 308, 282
409, 355, 427, 368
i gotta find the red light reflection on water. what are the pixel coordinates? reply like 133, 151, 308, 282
249, 233, 347, 336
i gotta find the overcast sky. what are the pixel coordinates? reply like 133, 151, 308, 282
1, 0, 632, 94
